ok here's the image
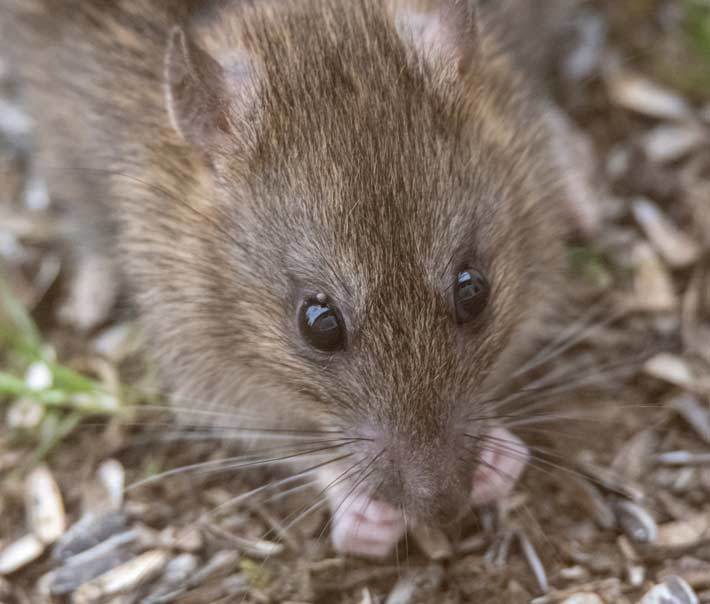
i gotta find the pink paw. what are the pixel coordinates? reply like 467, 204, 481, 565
472, 427, 529, 506
329, 493, 405, 559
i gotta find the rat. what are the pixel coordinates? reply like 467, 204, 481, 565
1, 0, 590, 558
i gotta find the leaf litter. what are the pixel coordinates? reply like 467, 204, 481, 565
1, 2, 710, 603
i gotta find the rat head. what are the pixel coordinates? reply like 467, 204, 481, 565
151, 0, 567, 523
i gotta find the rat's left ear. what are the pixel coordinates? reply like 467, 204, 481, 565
389, 0, 479, 75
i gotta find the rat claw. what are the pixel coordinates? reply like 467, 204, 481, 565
472, 427, 529, 506
329, 493, 406, 559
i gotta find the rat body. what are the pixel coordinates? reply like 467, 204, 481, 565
1, 0, 581, 557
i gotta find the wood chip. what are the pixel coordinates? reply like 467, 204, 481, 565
655, 452, 710, 466
662, 557, 710, 591
631, 242, 677, 311
26, 465, 66, 544
385, 575, 417, 604
531, 579, 622, 604
359, 588, 375, 604
48, 541, 136, 597
606, 67, 694, 121
670, 394, 710, 444
410, 525, 453, 561
644, 354, 696, 390
632, 198, 701, 268
561, 595, 604, 604
611, 429, 657, 480
656, 512, 710, 548
53, 512, 130, 562
642, 125, 707, 164
519, 531, 549, 595
71, 550, 168, 604
140, 553, 199, 604
0, 534, 45, 575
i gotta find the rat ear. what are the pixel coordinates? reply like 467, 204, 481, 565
164, 26, 252, 152
390, 0, 479, 74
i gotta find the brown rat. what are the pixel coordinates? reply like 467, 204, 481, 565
1, 0, 583, 557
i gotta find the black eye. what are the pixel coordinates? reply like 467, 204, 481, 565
299, 295, 346, 352
454, 270, 490, 323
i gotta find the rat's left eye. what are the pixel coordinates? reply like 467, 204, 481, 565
454, 270, 490, 323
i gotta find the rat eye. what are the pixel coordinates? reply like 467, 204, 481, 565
299, 294, 346, 352
454, 270, 490, 323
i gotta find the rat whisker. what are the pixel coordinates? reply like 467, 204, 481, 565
125, 402, 348, 435
206, 452, 354, 517
194, 441, 362, 477
513, 301, 622, 378
314, 450, 386, 543
283, 456, 378, 539
473, 438, 631, 498
469, 352, 649, 422
126, 439, 360, 491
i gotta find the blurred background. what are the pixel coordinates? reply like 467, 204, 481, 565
0, 1, 709, 603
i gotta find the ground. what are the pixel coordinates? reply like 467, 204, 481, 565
1, 1, 709, 603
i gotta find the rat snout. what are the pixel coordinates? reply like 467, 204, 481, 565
367, 428, 472, 524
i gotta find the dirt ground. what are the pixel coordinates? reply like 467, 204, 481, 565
1, 1, 710, 603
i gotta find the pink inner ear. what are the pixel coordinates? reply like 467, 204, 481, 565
217, 49, 256, 96
395, 8, 466, 68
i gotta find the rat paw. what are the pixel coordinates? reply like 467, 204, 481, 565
472, 427, 529, 506
329, 494, 405, 559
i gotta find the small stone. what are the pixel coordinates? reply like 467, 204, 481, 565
641, 576, 699, 604
614, 500, 658, 544
7, 398, 44, 430
25, 361, 52, 391
0, 534, 45, 575
26, 464, 66, 544
627, 564, 646, 587
97, 459, 125, 510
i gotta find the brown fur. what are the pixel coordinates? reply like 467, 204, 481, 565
0, 0, 571, 520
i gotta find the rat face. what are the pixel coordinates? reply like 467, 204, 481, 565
153, 0, 566, 523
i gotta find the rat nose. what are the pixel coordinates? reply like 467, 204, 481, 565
372, 432, 471, 524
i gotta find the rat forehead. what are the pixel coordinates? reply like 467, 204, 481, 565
280, 198, 487, 303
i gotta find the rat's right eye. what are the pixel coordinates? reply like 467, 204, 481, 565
299, 294, 346, 352
454, 269, 490, 323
